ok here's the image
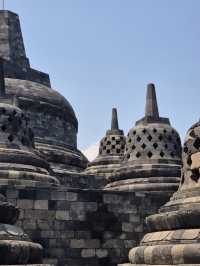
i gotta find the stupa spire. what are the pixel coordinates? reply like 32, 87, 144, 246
0, 10, 30, 68
111, 108, 119, 130
145, 83, 159, 118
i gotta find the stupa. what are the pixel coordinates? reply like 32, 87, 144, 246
120, 119, 200, 266
0, 10, 87, 183
85, 108, 126, 179
106, 84, 182, 192
0, 59, 59, 187
0, 193, 44, 264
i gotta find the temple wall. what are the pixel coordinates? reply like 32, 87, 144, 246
0, 186, 170, 266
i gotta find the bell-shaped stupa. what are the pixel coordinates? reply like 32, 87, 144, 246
106, 84, 182, 192
85, 108, 126, 179
120, 119, 200, 266
0, 10, 87, 184
0, 193, 44, 264
0, 60, 59, 187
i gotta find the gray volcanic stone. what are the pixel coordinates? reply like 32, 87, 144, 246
106, 84, 182, 193
120, 120, 200, 266
0, 10, 88, 184
85, 108, 126, 179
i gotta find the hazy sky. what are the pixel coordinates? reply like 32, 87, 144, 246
5, 0, 200, 149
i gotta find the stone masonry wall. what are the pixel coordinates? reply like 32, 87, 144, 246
0, 186, 171, 266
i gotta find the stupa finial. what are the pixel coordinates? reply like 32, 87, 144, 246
145, 83, 159, 118
111, 108, 119, 130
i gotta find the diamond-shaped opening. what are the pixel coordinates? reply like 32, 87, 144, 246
2, 108, 6, 114
107, 150, 111, 154
168, 136, 172, 141
117, 149, 120, 154
133, 131, 136, 135
132, 145, 136, 150
1, 125, 6, 132
163, 129, 167, 134
193, 138, 200, 150
116, 140, 120, 144
187, 157, 192, 166
142, 129, 147, 134
147, 151, 153, 158
121, 145, 125, 149
21, 137, 27, 145
191, 169, 200, 182
107, 141, 111, 145
153, 143, 158, 149
141, 143, 146, 149
159, 135, 163, 141
147, 135, 152, 141
136, 136, 141, 142
160, 151, 165, 157
120, 136, 124, 140
13, 110, 17, 116
164, 144, 168, 149
112, 137, 116, 141
181, 175, 185, 185
174, 144, 177, 150
128, 138, 132, 143
190, 130, 196, 138
8, 135, 14, 142
103, 146, 106, 150
153, 128, 157, 133
136, 152, 141, 158
171, 129, 175, 134
184, 146, 188, 153
170, 152, 175, 157
112, 145, 115, 149
8, 116, 12, 122
127, 154, 130, 159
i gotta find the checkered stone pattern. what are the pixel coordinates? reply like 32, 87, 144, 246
183, 121, 200, 159
124, 125, 182, 162
181, 121, 200, 186
99, 134, 126, 156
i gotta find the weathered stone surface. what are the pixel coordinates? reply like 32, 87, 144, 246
106, 84, 181, 195
121, 120, 200, 266
85, 108, 126, 180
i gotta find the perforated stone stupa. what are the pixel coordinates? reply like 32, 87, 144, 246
85, 108, 126, 179
106, 84, 182, 192
0, 10, 87, 184
0, 193, 44, 265
119, 119, 200, 266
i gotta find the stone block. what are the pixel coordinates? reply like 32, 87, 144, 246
96, 249, 108, 258
56, 211, 70, 221
34, 200, 48, 210
66, 192, 78, 201
81, 249, 95, 258
17, 199, 34, 209
122, 223, 134, 232
51, 191, 66, 200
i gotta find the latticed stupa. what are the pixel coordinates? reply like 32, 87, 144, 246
0, 6, 199, 266
106, 84, 182, 193
120, 120, 200, 266
0, 10, 87, 185
0, 194, 44, 264
85, 108, 126, 178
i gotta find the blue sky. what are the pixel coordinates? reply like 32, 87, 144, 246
5, 0, 200, 149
